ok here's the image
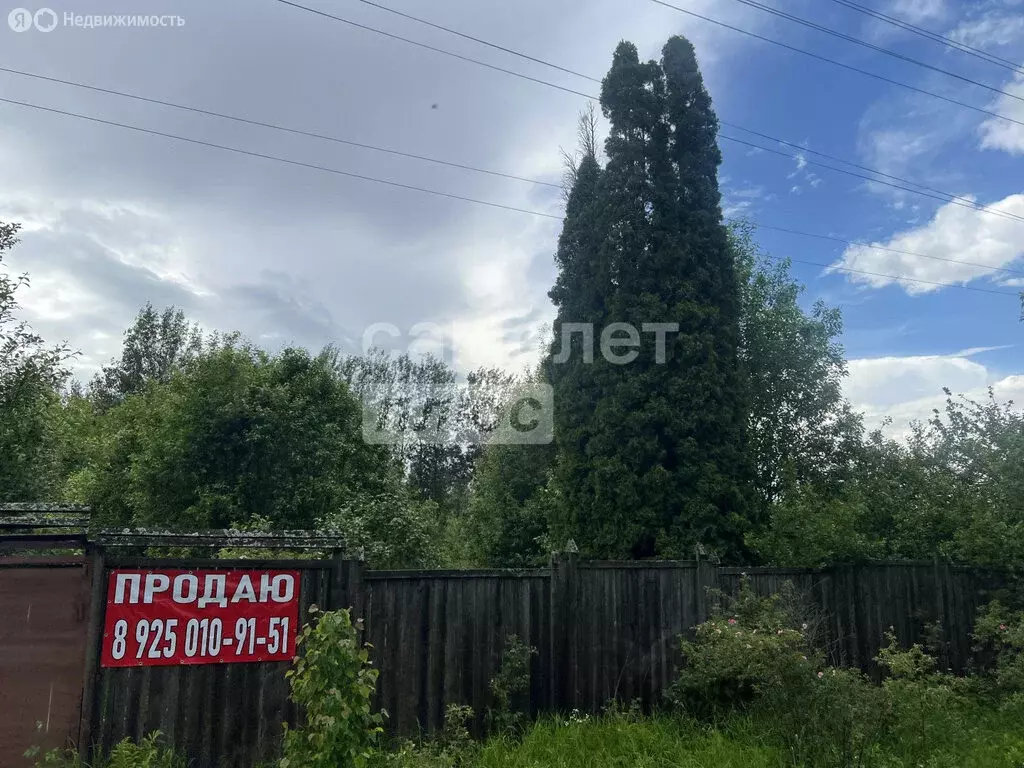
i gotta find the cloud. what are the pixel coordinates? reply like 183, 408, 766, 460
886, 0, 947, 24
845, 348, 1023, 437
0, 0, 764, 381
831, 193, 1024, 293
979, 74, 1024, 155
950, 9, 1024, 48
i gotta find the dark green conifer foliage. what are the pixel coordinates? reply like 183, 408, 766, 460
548, 38, 752, 560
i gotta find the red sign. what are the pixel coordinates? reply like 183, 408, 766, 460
100, 569, 301, 668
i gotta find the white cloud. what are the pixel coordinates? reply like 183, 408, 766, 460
950, 11, 1024, 48
845, 349, 1023, 437
832, 193, 1024, 293
887, 0, 947, 24
979, 74, 1024, 155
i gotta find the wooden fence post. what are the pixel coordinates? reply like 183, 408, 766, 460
330, 549, 365, 619
78, 543, 106, 761
694, 558, 720, 624
549, 549, 578, 712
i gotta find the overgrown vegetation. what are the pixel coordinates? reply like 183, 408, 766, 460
280, 606, 382, 768
27, 732, 184, 768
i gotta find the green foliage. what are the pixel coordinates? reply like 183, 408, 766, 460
487, 635, 538, 734
320, 490, 442, 569
753, 390, 1024, 567
0, 221, 75, 501
281, 606, 383, 768
732, 221, 863, 517
548, 38, 753, 562
90, 303, 205, 410
669, 578, 822, 716
28, 732, 184, 768
338, 348, 521, 521
748, 482, 885, 567
667, 584, 1024, 767
875, 630, 938, 680
70, 344, 399, 532
974, 600, 1024, 694
464, 374, 556, 567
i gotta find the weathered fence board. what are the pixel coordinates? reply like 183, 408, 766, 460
4, 547, 1011, 767
87, 561, 344, 768
362, 570, 551, 736
0, 562, 90, 767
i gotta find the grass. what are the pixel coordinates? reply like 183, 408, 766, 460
473, 716, 783, 767
378, 704, 1024, 768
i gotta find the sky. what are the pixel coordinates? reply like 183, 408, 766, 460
1, 0, 1023, 436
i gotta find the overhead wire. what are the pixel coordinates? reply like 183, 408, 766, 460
7, 58, 1020, 227
821, 0, 1024, 77
4, 95, 1017, 296
722, 0, 1024, 104
642, 0, 1024, 130
273, 0, 595, 99
281, 0, 1024, 131
3, 5, 1018, 296
719, 134, 1024, 226
0, 96, 564, 220
0, 65, 560, 188
272, 0, 1024, 226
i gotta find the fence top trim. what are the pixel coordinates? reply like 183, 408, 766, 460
103, 556, 341, 570
365, 568, 551, 580
93, 529, 347, 550
0, 503, 92, 513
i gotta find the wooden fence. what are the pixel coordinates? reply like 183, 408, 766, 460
0, 527, 1007, 768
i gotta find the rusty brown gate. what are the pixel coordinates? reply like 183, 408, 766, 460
0, 505, 91, 768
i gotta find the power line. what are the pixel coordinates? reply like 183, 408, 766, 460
7, 63, 1018, 226
785, 256, 1021, 296
723, 0, 1024, 104
280, 0, 1024, 129
351, 0, 599, 82
0, 66, 559, 189
273, 0, 595, 100
822, 0, 1024, 77
269, 0, 1024, 226
643, 0, 1024, 131
719, 134, 1024, 227
720, 120, 994, 205
752, 222, 1024, 277
0, 96, 564, 220
5, 94, 1018, 295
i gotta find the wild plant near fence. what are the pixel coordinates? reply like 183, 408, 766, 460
280, 606, 383, 768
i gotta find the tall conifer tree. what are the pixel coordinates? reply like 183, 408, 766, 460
548, 37, 752, 560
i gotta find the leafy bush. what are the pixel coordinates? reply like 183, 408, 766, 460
669, 578, 822, 717
974, 599, 1024, 694
281, 606, 383, 768
27, 732, 184, 768
487, 635, 538, 735
667, 582, 1009, 767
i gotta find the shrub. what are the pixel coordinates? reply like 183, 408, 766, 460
668, 577, 822, 717
281, 606, 383, 768
487, 634, 538, 735
973, 599, 1024, 694
27, 732, 184, 768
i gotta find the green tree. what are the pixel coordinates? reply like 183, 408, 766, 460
732, 221, 863, 513
90, 303, 205, 409
464, 370, 558, 567
70, 344, 399, 531
548, 38, 752, 560
338, 348, 519, 519
0, 222, 74, 500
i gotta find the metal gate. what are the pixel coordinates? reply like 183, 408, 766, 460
0, 505, 91, 767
